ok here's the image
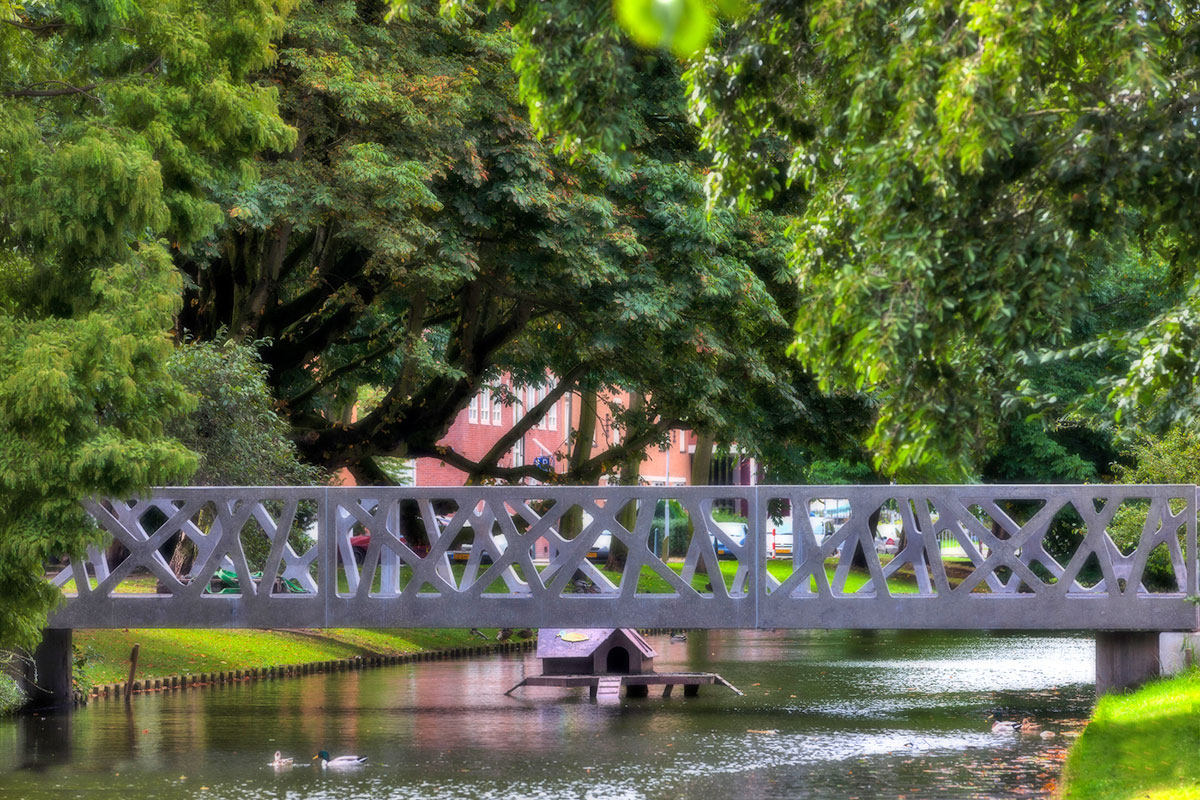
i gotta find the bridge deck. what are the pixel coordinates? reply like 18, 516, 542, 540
46, 485, 1200, 632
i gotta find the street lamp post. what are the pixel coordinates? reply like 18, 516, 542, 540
661, 432, 673, 559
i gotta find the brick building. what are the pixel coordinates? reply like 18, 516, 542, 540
410, 376, 757, 490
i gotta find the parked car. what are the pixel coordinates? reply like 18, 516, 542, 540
587, 531, 612, 562
350, 514, 449, 563
874, 521, 901, 555
873, 534, 900, 555
766, 524, 792, 559
713, 521, 748, 558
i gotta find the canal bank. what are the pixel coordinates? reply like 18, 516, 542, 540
1060, 667, 1200, 800
23, 627, 680, 708
72, 629, 539, 706
26, 558, 926, 710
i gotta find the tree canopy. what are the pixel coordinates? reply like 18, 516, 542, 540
0, 0, 294, 649
502, 0, 1200, 475
178, 2, 854, 486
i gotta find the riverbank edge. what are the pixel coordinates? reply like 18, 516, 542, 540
1058, 667, 1200, 800
52, 627, 679, 709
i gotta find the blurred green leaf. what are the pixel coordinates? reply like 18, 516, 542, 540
614, 0, 713, 56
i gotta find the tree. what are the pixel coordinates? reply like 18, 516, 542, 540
0, 0, 294, 649
1108, 427, 1198, 590
178, 2, 838, 492
505, 0, 1200, 475
162, 340, 324, 575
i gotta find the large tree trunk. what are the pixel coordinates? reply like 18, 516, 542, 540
850, 506, 879, 571
561, 387, 598, 541
168, 507, 214, 578
606, 393, 644, 571
169, 537, 198, 577
686, 431, 715, 576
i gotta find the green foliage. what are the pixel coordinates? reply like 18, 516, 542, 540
166, 340, 322, 570
181, 2, 839, 488
166, 340, 323, 488
512, 0, 1200, 476
614, 0, 712, 57
803, 458, 878, 486
1107, 427, 1200, 591
1114, 427, 1200, 488
0, 654, 25, 716
0, 0, 294, 649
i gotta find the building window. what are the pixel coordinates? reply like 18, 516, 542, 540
491, 389, 503, 425
479, 388, 491, 425
546, 394, 557, 431
468, 394, 478, 423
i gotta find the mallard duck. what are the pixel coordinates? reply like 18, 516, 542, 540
991, 720, 1022, 733
313, 750, 368, 768
270, 751, 293, 768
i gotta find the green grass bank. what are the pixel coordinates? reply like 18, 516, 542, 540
32, 555, 939, 708
71, 558, 921, 684
74, 627, 507, 686
1060, 668, 1200, 800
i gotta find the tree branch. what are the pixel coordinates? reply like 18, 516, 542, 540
2, 57, 162, 100
421, 445, 556, 483
469, 363, 590, 476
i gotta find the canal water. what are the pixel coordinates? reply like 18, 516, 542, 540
0, 630, 1094, 799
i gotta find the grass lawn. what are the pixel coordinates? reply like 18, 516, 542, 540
1060, 668, 1200, 800
74, 627, 500, 685
606, 559, 919, 595
68, 557, 919, 686
66, 556, 921, 596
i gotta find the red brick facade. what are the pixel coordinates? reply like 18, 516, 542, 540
341, 374, 757, 490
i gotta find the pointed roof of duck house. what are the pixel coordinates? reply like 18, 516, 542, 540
537, 628, 657, 659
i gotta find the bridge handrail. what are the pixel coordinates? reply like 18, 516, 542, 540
45, 484, 1200, 631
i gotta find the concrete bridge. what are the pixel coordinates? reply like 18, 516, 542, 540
30, 484, 1200, 702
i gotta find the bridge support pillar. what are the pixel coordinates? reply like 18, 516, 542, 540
21, 629, 73, 710
1095, 631, 1160, 696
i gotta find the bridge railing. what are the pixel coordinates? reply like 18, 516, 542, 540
45, 485, 1200, 631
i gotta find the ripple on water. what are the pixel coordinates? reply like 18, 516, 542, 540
0, 630, 1093, 800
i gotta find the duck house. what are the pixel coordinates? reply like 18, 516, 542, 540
538, 628, 656, 675
506, 629, 742, 701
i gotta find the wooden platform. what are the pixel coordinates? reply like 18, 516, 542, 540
505, 672, 743, 700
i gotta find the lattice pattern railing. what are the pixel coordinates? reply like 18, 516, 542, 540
45, 485, 1200, 631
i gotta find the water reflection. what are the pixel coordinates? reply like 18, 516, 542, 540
0, 630, 1093, 800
